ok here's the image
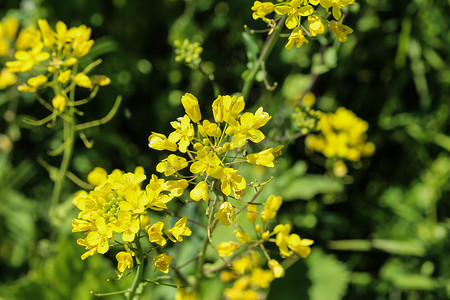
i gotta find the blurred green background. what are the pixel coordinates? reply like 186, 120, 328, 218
0, 0, 449, 299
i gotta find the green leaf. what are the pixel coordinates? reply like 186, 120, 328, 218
307, 248, 350, 300
242, 32, 260, 62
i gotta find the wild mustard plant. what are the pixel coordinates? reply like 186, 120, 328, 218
251, 0, 356, 48
5, 19, 121, 221
72, 92, 313, 299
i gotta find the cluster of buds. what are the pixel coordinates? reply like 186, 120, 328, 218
174, 39, 203, 67
251, 0, 356, 49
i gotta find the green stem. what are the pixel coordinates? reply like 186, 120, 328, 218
128, 238, 145, 300
241, 15, 286, 100
194, 232, 210, 293
50, 115, 75, 221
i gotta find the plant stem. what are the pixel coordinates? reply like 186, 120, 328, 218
241, 15, 286, 100
128, 237, 145, 300
50, 115, 75, 222
194, 232, 210, 293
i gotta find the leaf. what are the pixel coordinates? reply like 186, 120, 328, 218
307, 248, 350, 300
242, 32, 260, 62
372, 239, 425, 256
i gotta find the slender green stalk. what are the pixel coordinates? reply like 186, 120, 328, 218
50, 115, 75, 221
241, 15, 286, 100
194, 231, 210, 293
128, 237, 145, 300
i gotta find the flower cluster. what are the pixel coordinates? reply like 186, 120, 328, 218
5, 19, 110, 112
174, 39, 203, 67
305, 106, 375, 161
0, 16, 20, 89
148, 93, 283, 225
216, 194, 313, 299
292, 92, 322, 135
251, 0, 355, 49
72, 167, 192, 274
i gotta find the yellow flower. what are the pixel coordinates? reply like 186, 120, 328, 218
52, 95, 66, 112
1, 17, 19, 40
251, 1, 275, 20
218, 168, 247, 197
275, 0, 314, 29
15, 27, 41, 50
37, 19, 56, 49
268, 259, 285, 278
146, 221, 167, 246
57, 70, 71, 83
116, 245, 135, 273
87, 167, 107, 186
198, 120, 221, 137
165, 216, 192, 242
168, 115, 195, 153
146, 175, 173, 211
181, 92, 202, 123
75, 73, 93, 88
6, 42, 50, 73
212, 94, 245, 123
308, 14, 324, 36
217, 241, 240, 257
156, 154, 188, 176
190, 181, 209, 202
320, 0, 355, 20
246, 148, 275, 167
175, 288, 199, 300
234, 229, 251, 244
91, 74, 111, 86
287, 233, 314, 258
250, 267, 273, 288
261, 195, 283, 222
154, 253, 172, 273
246, 204, 258, 223
329, 19, 353, 42
148, 132, 178, 151
0, 69, 17, 89
285, 27, 309, 49
214, 202, 236, 226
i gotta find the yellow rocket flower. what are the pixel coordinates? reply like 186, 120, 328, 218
217, 241, 240, 257
154, 253, 172, 273
165, 216, 192, 242
285, 27, 309, 49
146, 221, 167, 246
181, 92, 202, 123
214, 202, 236, 226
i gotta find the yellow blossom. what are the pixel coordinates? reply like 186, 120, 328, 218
0, 69, 17, 89
165, 216, 192, 242
329, 19, 353, 42
148, 132, 178, 151
234, 229, 251, 244
146, 221, 167, 246
169, 115, 195, 153
268, 259, 285, 278
217, 241, 240, 257
275, 0, 314, 29
250, 267, 273, 288
212, 94, 245, 123
75, 73, 93, 88
308, 14, 324, 36
246, 148, 275, 167
52, 95, 66, 112
247, 204, 258, 223
87, 167, 107, 186
116, 245, 135, 273
287, 233, 314, 258
214, 202, 236, 226
190, 181, 209, 202
91, 74, 111, 86
154, 253, 172, 273
156, 154, 188, 176
285, 27, 309, 49
261, 195, 283, 222
251, 1, 275, 20
6, 42, 50, 73
57, 70, 71, 83
181, 92, 202, 123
